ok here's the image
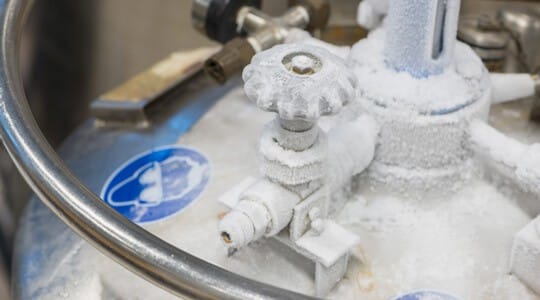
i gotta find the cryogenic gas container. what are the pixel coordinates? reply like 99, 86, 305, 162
4, 0, 540, 299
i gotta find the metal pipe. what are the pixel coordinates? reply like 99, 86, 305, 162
0, 0, 316, 299
490, 73, 536, 104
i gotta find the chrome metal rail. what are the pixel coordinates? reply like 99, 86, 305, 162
0, 0, 316, 299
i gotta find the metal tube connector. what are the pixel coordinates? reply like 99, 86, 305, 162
205, 38, 256, 84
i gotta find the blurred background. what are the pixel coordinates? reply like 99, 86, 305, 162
0, 0, 538, 299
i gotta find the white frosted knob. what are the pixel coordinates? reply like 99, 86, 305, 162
242, 44, 357, 122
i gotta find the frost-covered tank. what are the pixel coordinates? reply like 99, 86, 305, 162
11, 0, 540, 299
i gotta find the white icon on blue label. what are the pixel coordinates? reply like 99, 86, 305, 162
101, 146, 210, 224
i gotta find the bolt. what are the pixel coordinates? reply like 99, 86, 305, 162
292, 55, 316, 74
282, 52, 322, 76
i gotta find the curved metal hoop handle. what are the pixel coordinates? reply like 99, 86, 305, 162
0, 1, 316, 299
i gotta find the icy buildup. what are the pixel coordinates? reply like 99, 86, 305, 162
344, 4, 494, 191
258, 125, 327, 185
356, 0, 389, 30
470, 120, 540, 197
470, 119, 526, 167
384, 0, 460, 77
336, 182, 535, 300
490, 74, 536, 104
326, 115, 378, 194
511, 217, 540, 295
347, 30, 491, 192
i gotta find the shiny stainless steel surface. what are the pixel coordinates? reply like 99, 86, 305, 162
0, 0, 315, 299
500, 7, 540, 73
458, 16, 509, 49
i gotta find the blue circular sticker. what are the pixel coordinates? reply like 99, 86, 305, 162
101, 146, 210, 224
392, 290, 460, 300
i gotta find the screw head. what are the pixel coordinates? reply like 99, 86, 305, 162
282, 52, 322, 76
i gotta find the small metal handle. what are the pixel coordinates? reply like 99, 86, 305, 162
0, 1, 317, 299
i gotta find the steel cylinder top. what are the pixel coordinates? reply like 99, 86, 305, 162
384, 0, 462, 78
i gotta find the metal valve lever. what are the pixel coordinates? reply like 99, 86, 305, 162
192, 0, 330, 84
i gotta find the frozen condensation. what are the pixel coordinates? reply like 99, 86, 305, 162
356, 0, 389, 30
350, 29, 489, 114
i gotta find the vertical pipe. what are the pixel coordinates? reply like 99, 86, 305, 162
384, 0, 461, 77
